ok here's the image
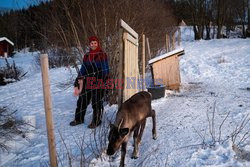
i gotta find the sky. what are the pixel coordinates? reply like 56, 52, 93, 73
0, 0, 47, 9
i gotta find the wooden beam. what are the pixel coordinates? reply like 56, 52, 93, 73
118, 28, 124, 107
40, 54, 58, 167
172, 32, 176, 50
123, 32, 138, 46
120, 19, 138, 39
146, 37, 151, 60
178, 28, 181, 46
150, 65, 155, 86
166, 33, 170, 52
142, 34, 145, 90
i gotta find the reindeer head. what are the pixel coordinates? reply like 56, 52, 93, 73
107, 123, 129, 155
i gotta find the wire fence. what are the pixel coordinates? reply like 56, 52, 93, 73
38, 24, 142, 165
0, 27, 183, 166
43, 47, 123, 166
0, 47, 122, 166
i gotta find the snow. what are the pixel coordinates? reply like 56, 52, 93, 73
189, 141, 238, 166
0, 38, 250, 167
0, 37, 14, 46
148, 48, 184, 65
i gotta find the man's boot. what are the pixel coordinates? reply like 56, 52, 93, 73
88, 109, 102, 129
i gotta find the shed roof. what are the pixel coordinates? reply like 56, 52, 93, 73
0, 37, 14, 46
149, 48, 184, 65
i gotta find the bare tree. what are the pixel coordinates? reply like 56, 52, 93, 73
246, 0, 250, 37
174, 0, 248, 39
45, 0, 176, 104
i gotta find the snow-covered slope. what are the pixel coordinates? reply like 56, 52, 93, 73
0, 39, 249, 166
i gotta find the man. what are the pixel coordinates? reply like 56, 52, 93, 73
70, 36, 109, 128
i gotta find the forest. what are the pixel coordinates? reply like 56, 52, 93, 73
0, 0, 249, 53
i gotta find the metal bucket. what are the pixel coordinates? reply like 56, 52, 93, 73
147, 85, 166, 99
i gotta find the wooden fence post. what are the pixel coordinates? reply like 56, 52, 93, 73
40, 54, 58, 167
142, 34, 145, 90
172, 31, 176, 50
178, 27, 181, 46
146, 38, 154, 86
118, 26, 124, 108
166, 33, 170, 52
146, 37, 151, 60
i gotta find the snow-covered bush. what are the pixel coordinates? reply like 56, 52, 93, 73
0, 58, 26, 85
0, 106, 26, 151
55, 114, 112, 166
190, 102, 250, 165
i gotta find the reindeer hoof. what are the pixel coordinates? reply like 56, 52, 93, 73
131, 155, 138, 159
153, 134, 157, 140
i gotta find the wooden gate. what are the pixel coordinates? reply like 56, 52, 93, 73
118, 19, 139, 103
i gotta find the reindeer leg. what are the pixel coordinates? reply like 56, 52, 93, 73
132, 125, 140, 159
138, 119, 146, 144
132, 120, 147, 159
120, 142, 127, 167
151, 109, 157, 140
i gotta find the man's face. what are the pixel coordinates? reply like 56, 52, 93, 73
90, 41, 98, 50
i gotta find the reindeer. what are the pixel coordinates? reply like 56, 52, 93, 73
107, 91, 157, 167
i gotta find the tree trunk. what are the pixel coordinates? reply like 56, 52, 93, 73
247, 0, 250, 37
193, 25, 201, 40
205, 25, 211, 40
216, 0, 223, 39
201, 25, 204, 39
217, 25, 222, 39
242, 24, 246, 38
212, 25, 216, 39
226, 26, 230, 38
197, 25, 203, 39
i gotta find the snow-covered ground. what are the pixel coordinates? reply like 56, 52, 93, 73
0, 38, 249, 167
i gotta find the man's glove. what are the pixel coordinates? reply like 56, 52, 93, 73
73, 77, 84, 96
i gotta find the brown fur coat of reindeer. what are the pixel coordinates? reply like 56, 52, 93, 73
107, 91, 157, 167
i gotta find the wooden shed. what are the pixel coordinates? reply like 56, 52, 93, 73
148, 48, 184, 91
0, 37, 14, 57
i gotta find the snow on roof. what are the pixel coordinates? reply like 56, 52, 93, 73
148, 48, 184, 65
0, 37, 14, 46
